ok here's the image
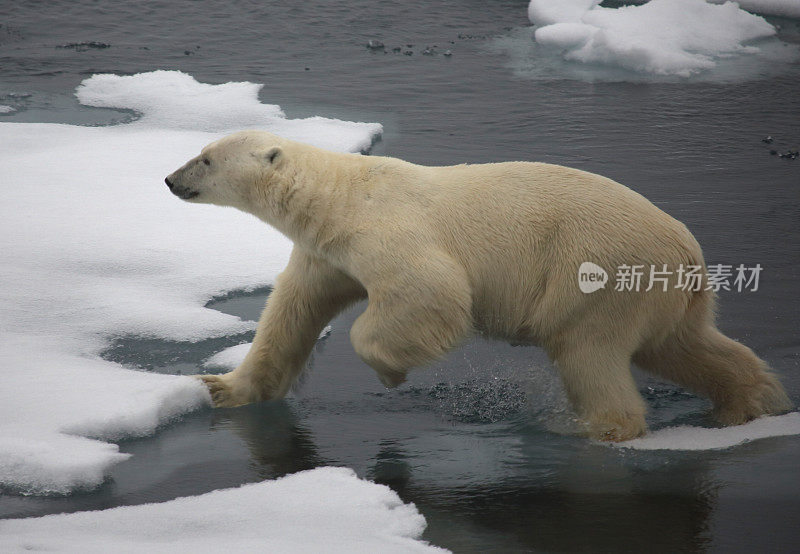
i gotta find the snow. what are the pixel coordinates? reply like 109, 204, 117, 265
618, 412, 800, 450
203, 343, 254, 371
0, 70, 381, 495
0, 467, 445, 553
528, 0, 601, 26
527, 0, 780, 77
0, 104, 15, 113
76, 70, 380, 152
203, 326, 331, 370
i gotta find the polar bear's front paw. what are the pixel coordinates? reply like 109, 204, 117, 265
195, 373, 251, 408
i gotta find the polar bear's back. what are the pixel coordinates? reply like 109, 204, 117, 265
401, 160, 705, 343
418, 160, 700, 269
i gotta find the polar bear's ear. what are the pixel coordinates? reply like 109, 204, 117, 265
264, 146, 283, 167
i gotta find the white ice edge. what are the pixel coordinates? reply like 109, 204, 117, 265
0, 70, 381, 495
0, 467, 447, 553
203, 326, 332, 370
617, 412, 800, 451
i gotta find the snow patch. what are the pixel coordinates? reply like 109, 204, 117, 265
0, 467, 446, 553
77, 70, 381, 152
0, 104, 15, 113
618, 412, 800, 450
528, 0, 601, 26
203, 342, 253, 370
203, 326, 332, 370
526, 0, 785, 77
0, 435, 131, 495
0, 71, 381, 495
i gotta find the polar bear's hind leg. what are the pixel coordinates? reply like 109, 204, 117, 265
553, 339, 648, 442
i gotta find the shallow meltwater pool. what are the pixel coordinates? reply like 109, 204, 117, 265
1, 1, 799, 552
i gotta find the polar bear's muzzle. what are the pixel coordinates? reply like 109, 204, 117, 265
165, 176, 199, 200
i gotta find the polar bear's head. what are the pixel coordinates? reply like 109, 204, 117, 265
164, 130, 286, 210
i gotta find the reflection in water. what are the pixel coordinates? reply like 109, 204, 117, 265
212, 402, 323, 480
409, 477, 715, 553
220, 396, 718, 553
368, 440, 414, 485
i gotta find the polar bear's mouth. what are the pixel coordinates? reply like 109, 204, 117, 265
175, 188, 199, 200
165, 177, 199, 200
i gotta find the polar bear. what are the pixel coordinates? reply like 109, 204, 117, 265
165, 130, 791, 441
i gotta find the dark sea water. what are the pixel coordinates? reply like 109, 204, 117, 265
1, 1, 799, 552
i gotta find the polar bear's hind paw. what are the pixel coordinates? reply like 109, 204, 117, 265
588, 412, 648, 442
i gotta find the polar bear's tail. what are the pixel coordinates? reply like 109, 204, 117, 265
634, 289, 792, 425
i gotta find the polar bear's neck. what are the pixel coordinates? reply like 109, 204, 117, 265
253, 148, 373, 255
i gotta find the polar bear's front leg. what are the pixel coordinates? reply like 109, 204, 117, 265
198, 248, 366, 407
350, 255, 473, 387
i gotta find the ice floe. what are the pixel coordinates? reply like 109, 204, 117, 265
523, 0, 795, 78
76, 71, 380, 152
619, 412, 800, 450
0, 467, 445, 553
203, 342, 255, 371
202, 326, 332, 371
0, 71, 381, 495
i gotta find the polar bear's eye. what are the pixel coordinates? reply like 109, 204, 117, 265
203, 158, 211, 166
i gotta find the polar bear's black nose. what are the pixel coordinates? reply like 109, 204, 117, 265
165, 177, 174, 190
